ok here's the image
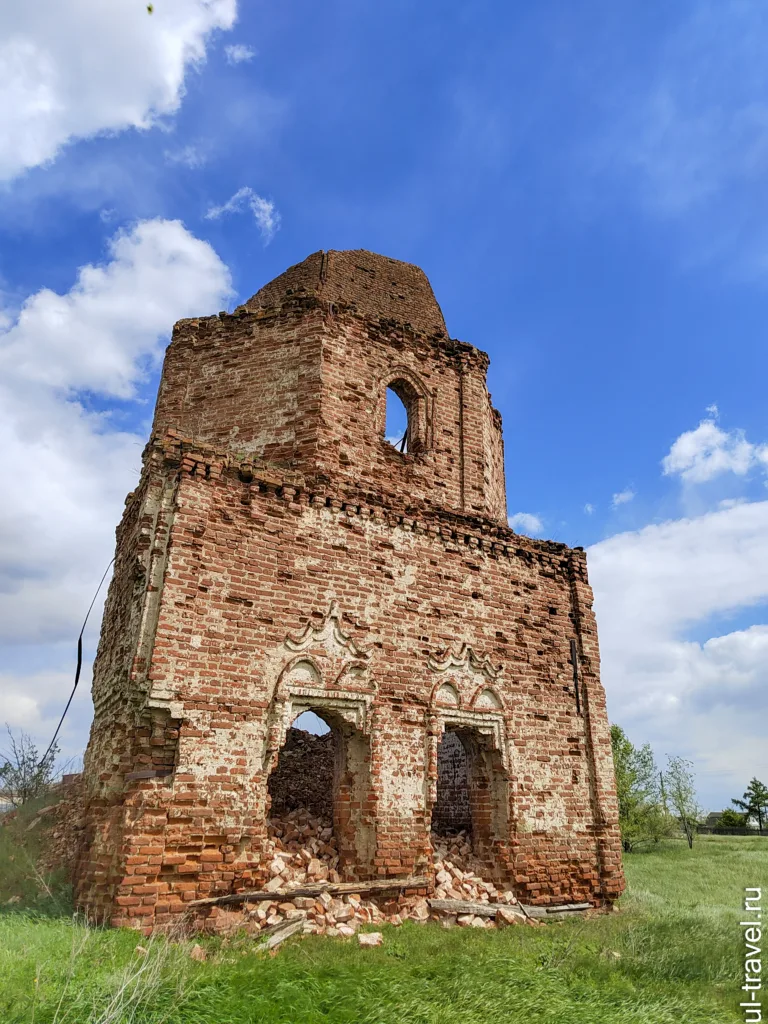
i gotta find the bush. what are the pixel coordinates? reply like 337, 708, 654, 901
0, 727, 58, 808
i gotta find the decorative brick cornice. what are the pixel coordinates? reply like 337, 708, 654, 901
146, 431, 583, 578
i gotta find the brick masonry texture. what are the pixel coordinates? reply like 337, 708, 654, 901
74, 249, 625, 932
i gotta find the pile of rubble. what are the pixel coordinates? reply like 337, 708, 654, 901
267, 730, 334, 819
251, 807, 388, 937
246, 809, 528, 937
431, 828, 526, 928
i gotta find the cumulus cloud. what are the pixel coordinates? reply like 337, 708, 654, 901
584, 503, 595, 515
662, 417, 768, 483
0, 0, 237, 183
0, 220, 232, 757
611, 488, 635, 508
508, 512, 544, 536
589, 499, 768, 805
205, 186, 280, 243
0, 219, 232, 397
225, 43, 255, 65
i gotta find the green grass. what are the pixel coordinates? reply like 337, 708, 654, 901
0, 829, 765, 1023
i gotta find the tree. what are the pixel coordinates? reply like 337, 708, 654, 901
664, 755, 702, 849
610, 725, 673, 852
0, 726, 58, 808
732, 778, 768, 831
717, 808, 748, 829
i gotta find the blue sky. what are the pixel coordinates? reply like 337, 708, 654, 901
2, 0, 768, 811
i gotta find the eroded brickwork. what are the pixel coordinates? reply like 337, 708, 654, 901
75, 249, 624, 932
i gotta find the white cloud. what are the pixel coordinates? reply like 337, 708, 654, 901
611, 488, 635, 508
225, 43, 255, 65
0, 0, 237, 183
0, 220, 232, 757
662, 417, 768, 484
508, 512, 544, 536
0, 669, 81, 730
584, 503, 595, 515
164, 144, 206, 169
205, 186, 280, 243
589, 499, 768, 806
0, 218, 231, 398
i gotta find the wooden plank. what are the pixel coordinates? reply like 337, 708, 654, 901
190, 874, 430, 908
258, 918, 304, 951
520, 902, 592, 918
428, 899, 526, 919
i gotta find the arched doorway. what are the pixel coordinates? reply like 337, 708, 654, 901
266, 707, 374, 878
431, 724, 509, 878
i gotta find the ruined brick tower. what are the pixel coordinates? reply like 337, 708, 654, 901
76, 249, 624, 929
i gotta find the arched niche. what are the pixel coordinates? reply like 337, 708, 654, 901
473, 686, 503, 711
434, 681, 460, 708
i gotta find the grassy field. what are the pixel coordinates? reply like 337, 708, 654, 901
1, 803, 765, 1024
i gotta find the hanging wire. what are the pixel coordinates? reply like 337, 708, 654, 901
36, 556, 115, 769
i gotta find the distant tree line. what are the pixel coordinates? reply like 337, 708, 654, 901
610, 725, 701, 850
719, 778, 768, 830
610, 725, 767, 851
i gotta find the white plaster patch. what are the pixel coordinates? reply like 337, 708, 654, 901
474, 687, 502, 709
435, 682, 460, 706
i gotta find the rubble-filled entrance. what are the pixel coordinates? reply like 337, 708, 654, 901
267, 717, 334, 820
266, 710, 374, 881
431, 726, 509, 880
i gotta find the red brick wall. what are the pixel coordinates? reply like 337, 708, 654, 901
152, 254, 506, 526
75, 250, 624, 931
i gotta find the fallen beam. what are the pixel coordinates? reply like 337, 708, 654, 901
189, 874, 431, 908
428, 898, 526, 919
258, 918, 304, 951
519, 902, 593, 918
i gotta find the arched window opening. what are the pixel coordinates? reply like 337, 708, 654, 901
267, 711, 334, 820
265, 708, 375, 883
385, 385, 410, 452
